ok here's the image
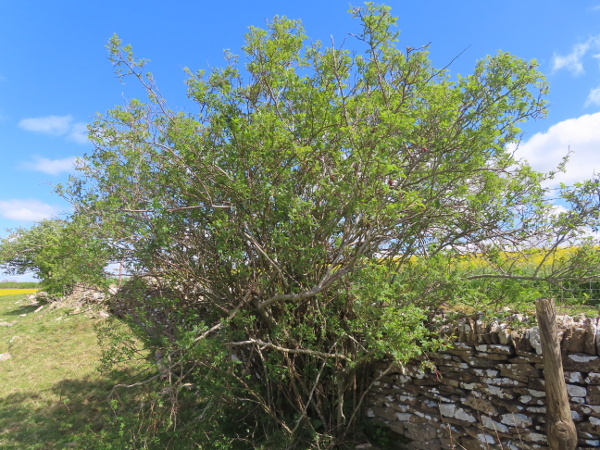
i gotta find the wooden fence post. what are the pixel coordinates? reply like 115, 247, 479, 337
535, 297, 577, 450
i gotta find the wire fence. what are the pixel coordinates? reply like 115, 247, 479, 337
547, 280, 600, 308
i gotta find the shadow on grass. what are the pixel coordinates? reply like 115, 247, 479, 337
2, 304, 42, 317
0, 370, 143, 449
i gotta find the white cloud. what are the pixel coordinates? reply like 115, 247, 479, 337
513, 112, 600, 186
0, 199, 59, 221
585, 86, 600, 106
22, 156, 78, 175
18, 115, 89, 144
67, 122, 89, 144
19, 115, 73, 136
552, 36, 600, 76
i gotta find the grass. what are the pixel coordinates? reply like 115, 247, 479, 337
0, 293, 147, 449
0, 282, 40, 289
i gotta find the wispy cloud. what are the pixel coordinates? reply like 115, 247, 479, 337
21, 156, 78, 175
18, 115, 89, 144
19, 115, 73, 135
67, 122, 89, 144
585, 86, 600, 106
551, 36, 600, 76
0, 199, 59, 222
513, 112, 600, 186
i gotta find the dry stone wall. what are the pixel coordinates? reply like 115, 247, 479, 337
366, 313, 600, 449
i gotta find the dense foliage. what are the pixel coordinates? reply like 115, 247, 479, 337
4, 3, 598, 448
0, 218, 111, 296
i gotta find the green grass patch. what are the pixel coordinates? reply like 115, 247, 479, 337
0, 282, 40, 289
0, 293, 148, 449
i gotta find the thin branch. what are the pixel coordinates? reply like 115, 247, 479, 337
226, 339, 352, 362
117, 203, 231, 213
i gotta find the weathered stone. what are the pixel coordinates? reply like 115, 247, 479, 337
475, 344, 514, 355
500, 413, 533, 428
488, 321, 501, 344
583, 318, 598, 356
481, 384, 515, 400
406, 439, 442, 450
587, 392, 600, 405
446, 342, 474, 356
463, 394, 499, 416
497, 324, 512, 345
483, 377, 526, 387
525, 327, 542, 355
527, 377, 546, 391
585, 372, 600, 385
578, 420, 600, 434
368, 406, 401, 422
463, 354, 508, 369
511, 330, 529, 352
458, 436, 488, 450
562, 325, 587, 353
566, 383, 587, 398
498, 363, 540, 381
471, 368, 499, 377
438, 403, 476, 423
475, 319, 491, 344
573, 403, 600, 416
563, 353, 600, 372
564, 371, 584, 384
0, 353, 11, 362
404, 422, 438, 441
475, 352, 510, 361
481, 415, 509, 433
596, 319, 600, 357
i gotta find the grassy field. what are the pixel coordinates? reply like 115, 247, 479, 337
0, 293, 143, 449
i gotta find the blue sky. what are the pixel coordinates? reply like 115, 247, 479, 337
2, 0, 600, 281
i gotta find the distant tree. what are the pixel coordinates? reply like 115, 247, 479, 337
0, 218, 111, 296
65, 3, 600, 447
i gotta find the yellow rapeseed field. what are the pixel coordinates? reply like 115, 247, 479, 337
0, 289, 39, 296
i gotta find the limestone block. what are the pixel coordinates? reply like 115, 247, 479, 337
525, 327, 542, 355
475, 344, 514, 355
404, 422, 439, 441
500, 413, 533, 428
488, 321, 501, 344
446, 342, 473, 356
481, 415, 509, 433
498, 363, 541, 381
564, 371, 584, 384
438, 403, 476, 423
463, 394, 499, 416
481, 384, 515, 400
562, 325, 587, 353
566, 383, 587, 398
563, 353, 600, 372
585, 372, 600, 384
482, 376, 525, 387
583, 317, 598, 355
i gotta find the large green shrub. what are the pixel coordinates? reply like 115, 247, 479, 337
64, 3, 600, 447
